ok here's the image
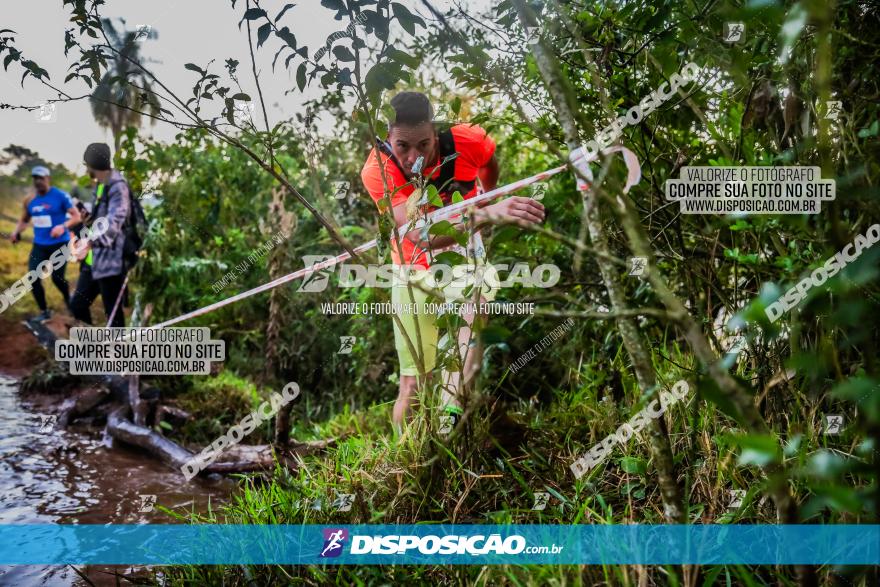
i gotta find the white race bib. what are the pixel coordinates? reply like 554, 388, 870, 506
32, 215, 51, 228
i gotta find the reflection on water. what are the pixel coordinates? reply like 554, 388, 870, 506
0, 373, 235, 585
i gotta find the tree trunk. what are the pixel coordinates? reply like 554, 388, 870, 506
111, 109, 122, 153
512, 0, 686, 523
265, 186, 297, 447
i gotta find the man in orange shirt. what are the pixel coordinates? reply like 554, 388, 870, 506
361, 91, 545, 432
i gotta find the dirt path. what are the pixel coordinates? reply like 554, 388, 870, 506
0, 313, 73, 376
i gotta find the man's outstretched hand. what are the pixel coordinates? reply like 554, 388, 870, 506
478, 196, 546, 227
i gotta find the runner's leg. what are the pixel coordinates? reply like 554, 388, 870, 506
27, 245, 48, 312
70, 264, 100, 324
47, 242, 70, 310
440, 298, 486, 414
391, 272, 437, 426
440, 264, 498, 414
395, 375, 420, 427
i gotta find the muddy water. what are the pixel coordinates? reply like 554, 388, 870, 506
0, 373, 236, 586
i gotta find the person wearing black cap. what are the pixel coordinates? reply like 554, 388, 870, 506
8, 165, 81, 321
70, 143, 131, 327
360, 91, 545, 433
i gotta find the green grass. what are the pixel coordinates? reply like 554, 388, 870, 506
153, 342, 875, 586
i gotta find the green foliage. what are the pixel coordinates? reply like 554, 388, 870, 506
2, 0, 879, 584
174, 371, 261, 445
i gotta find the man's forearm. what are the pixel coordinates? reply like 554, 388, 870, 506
63, 208, 82, 230
409, 233, 459, 250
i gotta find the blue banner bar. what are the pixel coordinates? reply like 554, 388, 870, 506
0, 525, 876, 565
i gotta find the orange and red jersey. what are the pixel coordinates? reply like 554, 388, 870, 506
360, 123, 496, 268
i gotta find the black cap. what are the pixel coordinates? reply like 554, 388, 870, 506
389, 91, 434, 127
83, 143, 111, 171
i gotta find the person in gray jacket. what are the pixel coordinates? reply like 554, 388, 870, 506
70, 143, 131, 327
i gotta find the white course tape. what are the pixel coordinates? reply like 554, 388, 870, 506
148, 146, 641, 329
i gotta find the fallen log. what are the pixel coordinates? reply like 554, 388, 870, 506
200, 439, 336, 474
107, 406, 194, 469
56, 385, 110, 428
156, 405, 191, 428
201, 444, 277, 474
286, 438, 337, 457
107, 405, 334, 478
